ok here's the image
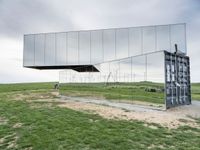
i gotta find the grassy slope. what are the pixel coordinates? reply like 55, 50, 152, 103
0, 83, 200, 149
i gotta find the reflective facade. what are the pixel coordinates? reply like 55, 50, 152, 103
59, 51, 165, 83
23, 23, 190, 109
59, 51, 166, 107
59, 50, 191, 109
23, 23, 186, 67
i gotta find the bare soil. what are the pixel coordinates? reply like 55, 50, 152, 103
57, 100, 200, 129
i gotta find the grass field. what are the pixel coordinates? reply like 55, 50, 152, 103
0, 82, 200, 149
191, 83, 200, 100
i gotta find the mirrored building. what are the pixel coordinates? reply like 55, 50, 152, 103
23, 23, 191, 109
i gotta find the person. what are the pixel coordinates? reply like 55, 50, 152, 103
54, 83, 59, 89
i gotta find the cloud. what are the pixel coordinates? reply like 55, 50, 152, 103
0, 0, 199, 83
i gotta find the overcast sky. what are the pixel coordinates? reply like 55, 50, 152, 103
0, 0, 200, 83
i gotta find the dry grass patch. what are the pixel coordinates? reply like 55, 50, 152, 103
29, 102, 54, 109
0, 133, 18, 149
13, 123, 23, 129
143, 123, 158, 130
7, 90, 58, 101
148, 144, 165, 149
0, 117, 8, 125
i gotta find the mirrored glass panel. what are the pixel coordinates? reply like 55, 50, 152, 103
119, 58, 132, 82
156, 25, 170, 52
109, 60, 120, 82
143, 26, 156, 54
56, 32, 67, 65
99, 62, 110, 82
24, 35, 34, 66
129, 27, 142, 56
94, 64, 103, 82
45, 33, 55, 65
146, 52, 165, 105
147, 52, 164, 83
79, 31, 91, 64
170, 24, 186, 53
24, 23, 187, 68
103, 29, 116, 61
59, 71, 68, 83
116, 28, 129, 59
132, 55, 146, 82
90, 72, 101, 83
67, 32, 79, 64
91, 30, 103, 64
59, 51, 166, 107
35, 34, 45, 65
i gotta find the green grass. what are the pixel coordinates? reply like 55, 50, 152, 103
0, 83, 200, 149
60, 82, 165, 104
191, 83, 200, 100
0, 82, 56, 93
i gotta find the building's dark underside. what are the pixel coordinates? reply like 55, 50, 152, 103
25, 65, 99, 72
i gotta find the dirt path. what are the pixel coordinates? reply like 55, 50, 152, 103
55, 96, 200, 129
